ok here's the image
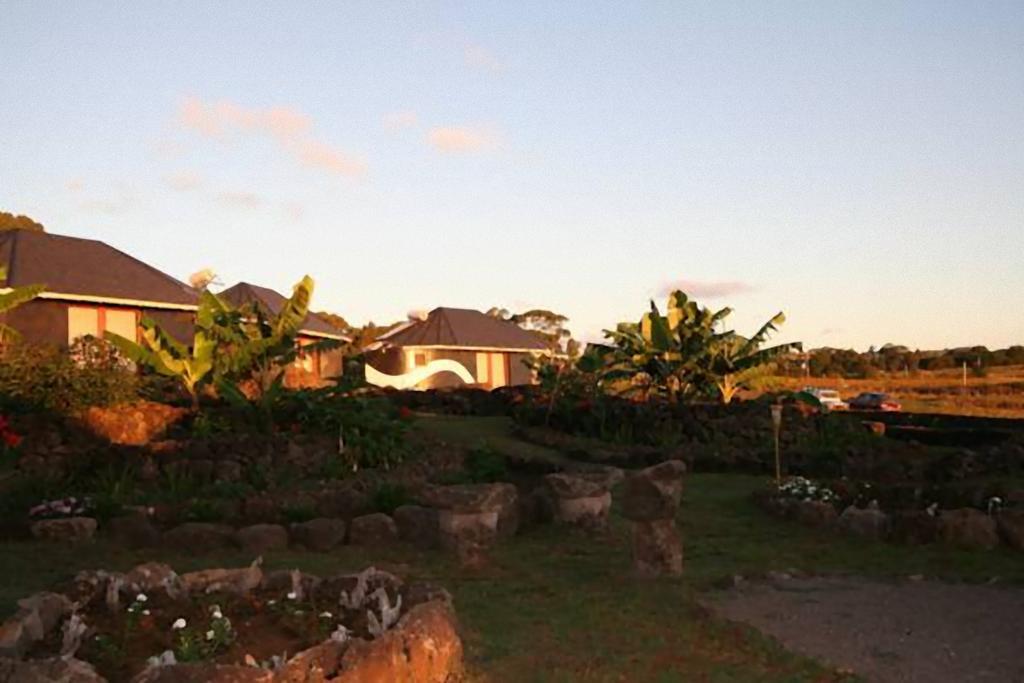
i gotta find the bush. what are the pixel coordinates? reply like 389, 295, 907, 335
0, 337, 139, 413
370, 482, 410, 514
463, 446, 509, 483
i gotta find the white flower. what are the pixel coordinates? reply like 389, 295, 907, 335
267, 599, 277, 606
142, 609, 151, 616
319, 611, 333, 619
136, 593, 148, 603
210, 605, 223, 619
206, 630, 215, 641
286, 591, 297, 601
172, 618, 187, 630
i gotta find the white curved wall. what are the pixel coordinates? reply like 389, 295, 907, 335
365, 358, 475, 390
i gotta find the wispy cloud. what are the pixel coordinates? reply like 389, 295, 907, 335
163, 171, 202, 192
426, 126, 499, 153
215, 191, 263, 208
464, 44, 504, 73
383, 110, 418, 132
177, 97, 366, 177
658, 279, 756, 299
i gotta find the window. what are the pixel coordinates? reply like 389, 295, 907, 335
414, 352, 427, 367
68, 306, 139, 345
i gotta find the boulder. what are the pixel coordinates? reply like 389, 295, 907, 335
0, 656, 106, 682
163, 523, 234, 554
0, 592, 73, 657
122, 563, 182, 596
131, 664, 271, 682
544, 474, 613, 531
348, 513, 399, 546
631, 519, 683, 578
213, 459, 243, 484
543, 473, 606, 500
890, 511, 941, 545
939, 508, 999, 550
418, 483, 516, 514
392, 506, 440, 550
30, 517, 97, 543
273, 640, 345, 682
289, 518, 347, 552
793, 500, 838, 528
234, 524, 289, 554
997, 510, 1024, 550
837, 503, 890, 540
180, 559, 263, 595
621, 460, 686, 522
108, 514, 161, 549
334, 601, 463, 683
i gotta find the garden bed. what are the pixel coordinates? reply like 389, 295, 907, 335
2, 560, 461, 682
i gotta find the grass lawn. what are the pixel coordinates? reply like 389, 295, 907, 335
2, 416, 1022, 681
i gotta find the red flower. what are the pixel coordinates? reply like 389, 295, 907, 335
398, 406, 414, 420
2, 431, 21, 448
0, 415, 8, 431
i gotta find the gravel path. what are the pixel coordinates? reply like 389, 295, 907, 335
706, 576, 1024, 682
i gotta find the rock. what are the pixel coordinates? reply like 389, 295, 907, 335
838, 503, 890, 540
621, 460, 686, 522
289, 518, 347, 552
82, 400, 187, 446
544, 474, 612, 531
631, 519, 683, 578
890, 511, 941, 545
234, 524, 289, 554
418, 482, 516, 514
348, 513, 399, 546
334, 601, 463, 683
940, 508, 999, 549
180, 558, 263, 595
123, 563, 182, 597
214, 460, 243, 483
997, 510, 1024, 550
30, 517, 97, 542
0, 592, 73, 657
163, 523, 234, 554
543, 473, 606, 499
438, 510, 497, 551
793, 500, 838, 528
108, 514, 161, 549
0, 656, 106, 682
274, 640, 345, 682
260, 570, 322, 596
131, 664, 271, 682
392, 506, 440, 550
242, 497, 278, 523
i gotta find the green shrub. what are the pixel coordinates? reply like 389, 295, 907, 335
370, 482, 409, 514
0, 337, 139, 413
280, 502, 316, 524
463, 445, 508, 483
184, 499, 226, 522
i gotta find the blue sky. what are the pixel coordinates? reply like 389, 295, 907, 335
2, 1, 1022, 350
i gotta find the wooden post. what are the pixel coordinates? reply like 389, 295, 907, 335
770, 404, 783, 488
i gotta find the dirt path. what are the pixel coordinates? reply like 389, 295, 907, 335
706, 576, 1024, 682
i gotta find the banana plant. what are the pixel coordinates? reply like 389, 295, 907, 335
218, 276, 339, 395
602, 290, 801, 403
105, 290, 231, 408
0, 282, 46, 344
705, 313, 802, 404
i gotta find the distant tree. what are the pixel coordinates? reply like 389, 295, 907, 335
488, 306, 577, 355
316, 311, 351, 333
0, 211, 45, 232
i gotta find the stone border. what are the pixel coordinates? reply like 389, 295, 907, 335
755, 492, 1024, 551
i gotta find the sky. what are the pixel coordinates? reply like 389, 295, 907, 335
2, 1, 1022, 351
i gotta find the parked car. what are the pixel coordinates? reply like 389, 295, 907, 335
800, 387, 849, 412
848, 392, 902, 411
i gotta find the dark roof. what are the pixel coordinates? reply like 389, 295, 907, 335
218, 281, 347, 339
0, 229, 198, 306
377, 307, 548, 350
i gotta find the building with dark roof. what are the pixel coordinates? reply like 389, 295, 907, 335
0, 229, 198, 346
219, 281, 349, 385
364, 307, 549, 390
